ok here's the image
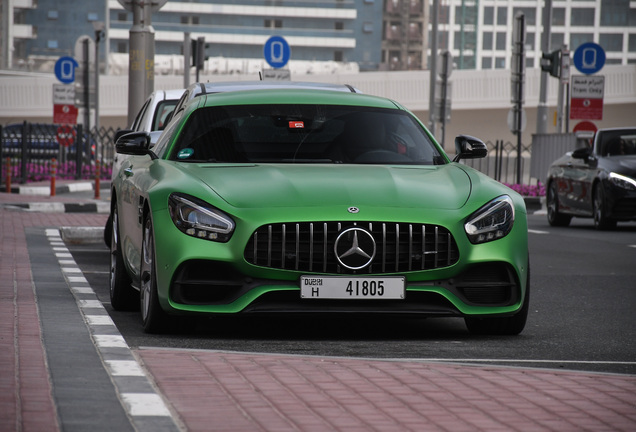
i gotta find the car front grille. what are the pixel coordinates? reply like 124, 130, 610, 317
244, 221, 459, 274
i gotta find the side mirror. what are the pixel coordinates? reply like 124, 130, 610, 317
571, 147, 591, 160
114, 129, 133, 143
115, 132, 156, 159
453, 135, 488, 162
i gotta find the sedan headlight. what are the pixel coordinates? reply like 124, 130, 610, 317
465, 195, 515, 244
168, 194, 235, 242
609, 172, 636, 191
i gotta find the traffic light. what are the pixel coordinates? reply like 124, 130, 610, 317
191, 37, 206, 70
541, 50, 561, 78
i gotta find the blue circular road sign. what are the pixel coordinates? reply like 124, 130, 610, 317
54, 56, 79, 84
573, 42, 605, 75
263, 36, 291, 69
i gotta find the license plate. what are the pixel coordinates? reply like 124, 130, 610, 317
300, 276, 405, 300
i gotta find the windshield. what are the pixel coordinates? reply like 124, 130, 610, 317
170, 104, 445, 165
596, 129, 636, 157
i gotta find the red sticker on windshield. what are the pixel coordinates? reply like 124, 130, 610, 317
289, 121, 304, 129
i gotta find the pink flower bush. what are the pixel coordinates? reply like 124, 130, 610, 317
503, 182, 546, 197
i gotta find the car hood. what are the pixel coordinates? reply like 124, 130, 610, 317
598, 155, 636, 176
184, 164, 473, 210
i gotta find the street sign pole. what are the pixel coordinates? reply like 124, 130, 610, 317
119, 0, 167, 125
536, 0, 552, 134
511, 12, 526, 185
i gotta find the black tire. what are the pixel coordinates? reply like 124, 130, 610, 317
104, 214, 112, 248
109, 204, 138, 311
593, 182, 616, 230
547, 180, 572, 227
140, 215, 169, 334
465, 261, 530, 336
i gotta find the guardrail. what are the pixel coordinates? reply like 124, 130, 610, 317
0, 122, 117, 184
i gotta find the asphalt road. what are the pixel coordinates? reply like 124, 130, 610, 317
68, 213, 636, 375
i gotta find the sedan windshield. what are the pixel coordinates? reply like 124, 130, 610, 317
170, 104, 445, 165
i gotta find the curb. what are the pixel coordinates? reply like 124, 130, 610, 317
8, 181, 110, 196
4, 202, 110, 213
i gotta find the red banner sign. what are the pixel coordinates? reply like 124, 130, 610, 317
53, 104, 78, 125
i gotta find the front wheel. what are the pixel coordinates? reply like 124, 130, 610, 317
547, 180, 572, 227
109, 205, 138, 311
465, 262, 530, 336
140, 216, 169, 333
593, 182, 616, 230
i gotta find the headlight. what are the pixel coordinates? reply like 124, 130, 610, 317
168, 194, 235, 242
464, 195, 515, 244
609, 172, 636, 191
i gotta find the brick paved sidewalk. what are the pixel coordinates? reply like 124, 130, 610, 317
1, 187, 635, 432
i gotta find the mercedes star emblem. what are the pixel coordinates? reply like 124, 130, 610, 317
334, 227, 376, 270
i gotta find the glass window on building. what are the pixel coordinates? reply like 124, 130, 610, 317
526, 57, 534, 68
599, 33, 623, 51
334, 51, 343, 62
551, 33, 564, 51
47, 10, 59, 20
571, 8, 595, 26
117, 42, 127, 53
497, 7, 507, 25
496, 32, 507, 50
495, 57, 506, 69
363, 22, 373, 33
629, 34, 636, 52
438, 5, 450, 25
571, 33, 593, 50
335, 21, 344, 30
455, 6, 476, 25
482, 32, 493, 50
265, 19, 283, 28
526, 32, 535, 51
513, 7, 536, 26
600, 0, 629, 26
552, 8, 566, 26
483, 7, 494, 25
47, 40, 58, 49
482, 57, 492, 69
87, 12, 98, 22
118, 12, 127, 21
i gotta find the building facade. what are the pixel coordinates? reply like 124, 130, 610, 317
2, 1, 635, 76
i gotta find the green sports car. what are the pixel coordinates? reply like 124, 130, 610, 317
110, 84, 529, 335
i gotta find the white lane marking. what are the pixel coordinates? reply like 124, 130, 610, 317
528, 229, 549, 234
71, 287, 94, 294
67, 276, 88, 283
94, 335, 128, 348
120, 393, 172, 417
85, 315, 115, 326
106, 360, 146, 377
62, 267, 82, 274
78, 299, 103, 309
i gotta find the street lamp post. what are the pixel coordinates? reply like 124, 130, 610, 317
92, 21, 105, 199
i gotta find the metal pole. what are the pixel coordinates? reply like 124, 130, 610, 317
428, 0, 439, 137
183, 32, 191, 88
83, 39, 90, 144
536, 0, 552, 134
127, 0, 155, 126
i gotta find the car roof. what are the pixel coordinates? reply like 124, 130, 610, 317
195, 80, 361, 95
191, 88, 399, 112
168, 81, 364, 126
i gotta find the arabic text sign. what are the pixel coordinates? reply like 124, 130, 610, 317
570, 75, 604, 120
